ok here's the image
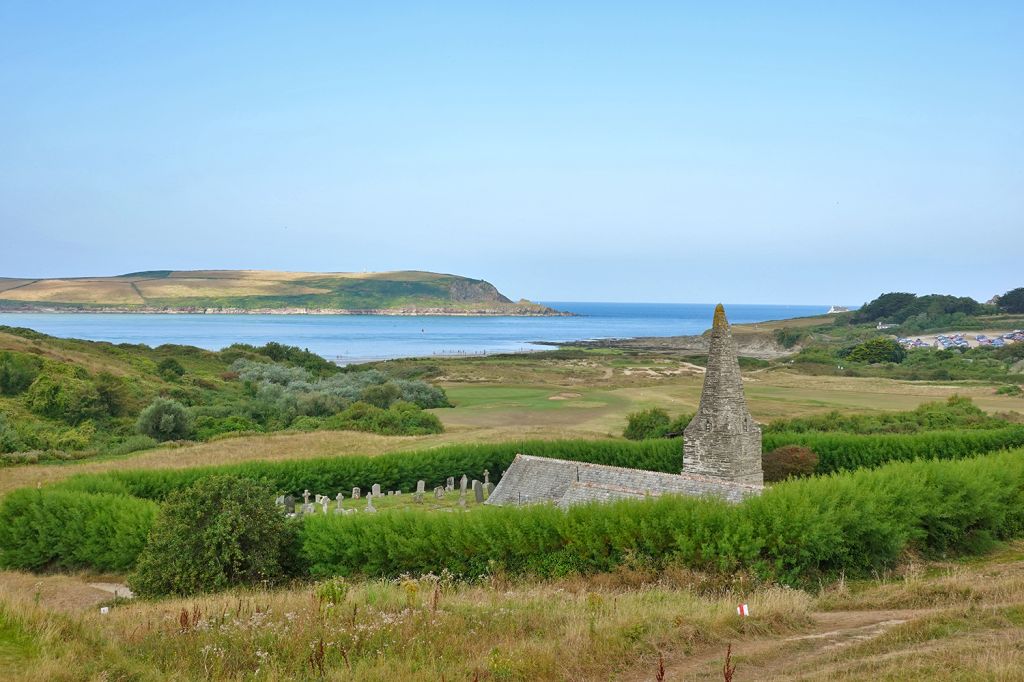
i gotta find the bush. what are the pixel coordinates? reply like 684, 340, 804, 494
623, 408, 671, 440
156, 358, 186, 380
129, 476, 295, 597
25, 370, 104, 424
0, 352, 41, 395
762, 445, 818, 482
765, 396, 1007, 434
848, 337, 906, 364
0, 413, 25, 453
136, 398, 192, 441
996, 385, 1023, 397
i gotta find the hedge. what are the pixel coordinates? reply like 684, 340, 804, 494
301, 449, 1024, 585
0, 488, 157, 572
764, 426, 1024, 474
53, 439, 682, 501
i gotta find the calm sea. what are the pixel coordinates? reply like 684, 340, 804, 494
0, 302, 828, 363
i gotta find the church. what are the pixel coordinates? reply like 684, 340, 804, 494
486, 304, 764, 508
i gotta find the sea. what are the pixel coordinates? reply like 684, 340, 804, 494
0, 302, 829, 364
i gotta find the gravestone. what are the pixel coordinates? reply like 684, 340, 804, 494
302, 502, 315, 514
283, 495, 296, 514
365, 494, 376, 513
434, 486, 445, 499
334, 492, 344, 514
460, 475, 468, 494
416, 480, 426, 494
320, 497, 330, 514
484, 482, 494, 498
446, 477, 455, 492
372, 483, 381, 497
472, 480, 484, 503
483, 469, 490, 485
303, 489, 311, 505
352, 487, 361, 500
274, 495, 285, 506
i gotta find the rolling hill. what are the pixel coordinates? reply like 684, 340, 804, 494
0, 270, 565, 315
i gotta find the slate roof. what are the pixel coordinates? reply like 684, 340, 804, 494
485, 454, 763, 508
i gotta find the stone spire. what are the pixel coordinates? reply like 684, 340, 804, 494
682, 304, 763, 485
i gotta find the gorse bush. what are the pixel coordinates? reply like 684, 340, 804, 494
623, 408, 692, 440
0, 351, 41, 395
136, 397, 192, 441
129, 476, 296, 597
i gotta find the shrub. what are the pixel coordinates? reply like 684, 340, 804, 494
848, 337, 906, 364
762, 445, 818, 482
25, 371, 104, 424
623, 408, 671, 440
764, 396, 1006, 435
129, 476, 295, 597
106, 435, 159, 457
0, 352, 41, 395
0, 413, 25, 453
996, 385, 1023, 397
136, 398, 192, 441
156, 358, 185, 380
193, 415, 263, 440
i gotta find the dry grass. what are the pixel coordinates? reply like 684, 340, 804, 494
134, 278, 329, 299
0, 279, 143, 304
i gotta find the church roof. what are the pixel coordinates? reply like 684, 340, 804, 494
485, 454, 763, 508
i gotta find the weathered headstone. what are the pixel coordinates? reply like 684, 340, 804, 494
446, 476, 455, 492
472, 480, 484, 503
365, 494, 376, 513
320, 497, 330, 514
352, 487, 361, 500
460, 475, 468, 494
372, 483, 381, 497
283, 495, 296, 514
275, 495, 285, 506
484, 482, 494, 498
334, 492, 344, 514
303, 489, 311, 505
458, 478, 467, 508
302, 502, 315, 514
434, 486, 445, 499
483, 469, 490, 485
415, 480, 425, 503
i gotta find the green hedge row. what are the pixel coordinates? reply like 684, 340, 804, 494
301, 449, 1024, 584
53, 439, 682, 501
764, 426, 1024, 474
0, 488, 157, 572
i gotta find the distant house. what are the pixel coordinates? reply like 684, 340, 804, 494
877, 322, 899, 330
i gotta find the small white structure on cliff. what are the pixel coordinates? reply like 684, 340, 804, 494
487, 304, 764, 507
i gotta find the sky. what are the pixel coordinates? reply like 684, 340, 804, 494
0, 2, 1021, 305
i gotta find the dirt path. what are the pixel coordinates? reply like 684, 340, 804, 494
633, 608, 934, 681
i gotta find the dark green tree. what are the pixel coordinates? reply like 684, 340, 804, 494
623, 408, 671, 440
996, 287, 1024, 314
848, 337, 907, 364
129, 475, 295, 596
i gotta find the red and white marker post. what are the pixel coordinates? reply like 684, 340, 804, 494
736, 603, 749, 617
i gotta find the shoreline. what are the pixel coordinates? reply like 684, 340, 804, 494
0, 306, 575, 317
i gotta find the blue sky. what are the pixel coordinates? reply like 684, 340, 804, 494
1, 2, 1021, 304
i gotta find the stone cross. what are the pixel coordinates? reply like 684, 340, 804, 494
372, 483, 381, 497
434, 486, 445, 499
472, 479, 484, 503
352, 487, 360, 500
483, 470, 490, 485
365, 494, 376, 513
303, 489, 311, 504
334, 492, 344, 514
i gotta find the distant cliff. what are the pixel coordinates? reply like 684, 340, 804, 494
0, 270, 569, 316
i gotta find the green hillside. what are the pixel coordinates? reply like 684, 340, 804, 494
0, 270, 563, 315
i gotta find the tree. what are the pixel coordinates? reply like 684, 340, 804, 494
157, 358, 185, 381
847, 337, 906, 364
136, 397, 192, 441
996, 287, 1024, 314
129, 475, 295, 596
0, 352, 41, 396
623, 408, 671, 440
